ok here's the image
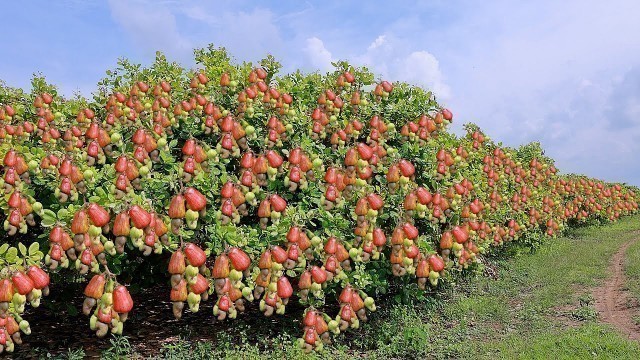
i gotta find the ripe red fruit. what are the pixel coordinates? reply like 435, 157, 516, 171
182, 139, 196, 156
339, 286, 354, 304
113, 285, 134, 313
197, 72, 209, 84
277, 276, 293, 299
19, 198, 32, 216
184, 243, 207, 267
386, 165, 401, 183
168, 250, 186, 275
115, 156, 128, 173
218, 294, 231, 312
50, 226, 63, 243
304, 328, 317, 345
133, 129, 147, 145
416, 259, 430, 278
81, 249, 93, 265
344, 148, 358, 166
325, 185, 338, 202
190, 274, 209, 294
87, 203, 110, 227
59, 178, 72, 195
403, 222, 419, 240
381, 80, 393, 92
351, 292, 365, 311
266, 150, 283, 168
84, 274, 106, 299
171, 280, 188, 302
11, 272, 34, 295
270, 194, 287, 212
416, 187, 432, 204
0, 279, 14, 302
240, 152, 255, 169
228, 247, 251, 271
287, 227, 301, 243
129, 205, 151, 229
271, 245, 288, 264
440, 231, 453, 249
356, 143, 373, 160
221, 182, 235, 199
27, 266, 50, 289
428, 255, 445, 272
372, 228, 387, 247
169, 195, 186, 219
398, 160, 415, 177
220, 73, 231, 86
71, 210, 90, 234
288, 244, 300, 260
442, 108, 453, 121
452, 226, 469, 244
304, 310, 317, 327
9, 209, 22, 226
309, 266, 326, 284
3, 150, 16, 167
258, 199, 271, 218
289, 166, 301, 183
405, 244, 420, 259
212, 254, 230, 279
355, 198, 369, 216
42, 92, 53, 104
8, 191, 21, 208
325, 237, 338, 254
299, 271, 312, 289
367, 193, 384, 210
112, 212, 131, 236
184, 187, 207, 211
325, 256, 338, 272
221, 199, 234, 216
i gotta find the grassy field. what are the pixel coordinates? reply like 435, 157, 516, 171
624, 226, 640, 327
42, 216, 640, 359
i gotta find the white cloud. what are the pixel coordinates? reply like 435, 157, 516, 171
353, 35, 451, 101
304, 37, 334, 72
107, 0, 192, 59
395, 51, 451, 100
368, 35, 387, 51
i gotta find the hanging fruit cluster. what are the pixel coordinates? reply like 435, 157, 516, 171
168, 243, 209, 319
82, 274, 133, 337
0, 47, 638, 355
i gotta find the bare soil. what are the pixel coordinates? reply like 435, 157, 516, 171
593, 236, 640, 340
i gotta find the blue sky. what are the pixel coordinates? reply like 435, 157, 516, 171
2, 0, 640, 185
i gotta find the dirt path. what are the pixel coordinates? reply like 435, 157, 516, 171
594, 235, 640, 340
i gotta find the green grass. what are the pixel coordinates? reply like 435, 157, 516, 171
625, 230, 640, 304
43, 216, 640, 359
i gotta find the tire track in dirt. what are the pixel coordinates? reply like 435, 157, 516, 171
593, 234, 640, 340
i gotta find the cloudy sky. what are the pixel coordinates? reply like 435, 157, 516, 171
2, 0, 639, 185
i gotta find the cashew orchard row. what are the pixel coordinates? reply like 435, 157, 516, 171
0, 47, 637, 353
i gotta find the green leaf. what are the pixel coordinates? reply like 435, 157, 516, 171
29, 242, 39, 256
0, 244, 8, 255
18, 243, 27, 257
41, 209, 57, 227
96, 187, 107, 198
41, 217, 56, 227
57, 208, 69, 220
6, 247, 18, 263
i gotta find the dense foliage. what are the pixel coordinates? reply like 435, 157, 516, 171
0, 46, 637, 353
